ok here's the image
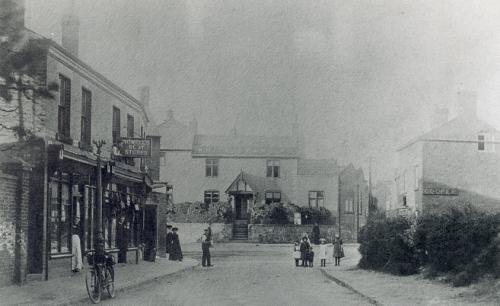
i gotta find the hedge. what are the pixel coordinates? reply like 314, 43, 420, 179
358, 205, 500, 286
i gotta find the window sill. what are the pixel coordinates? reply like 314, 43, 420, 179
50, 253, 73, 259
56, 133, 73, 145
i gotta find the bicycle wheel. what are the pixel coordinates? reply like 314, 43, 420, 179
85, 268, 101, 304
105, 266, 115, 298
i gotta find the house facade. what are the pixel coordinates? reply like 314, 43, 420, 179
156, 112, 368, 240
0, 11, 161, 285
393, 108, 500, 216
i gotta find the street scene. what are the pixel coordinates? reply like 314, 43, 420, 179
1, 0, 500, 305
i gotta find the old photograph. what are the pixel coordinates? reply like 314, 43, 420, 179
0, 0, 499, 305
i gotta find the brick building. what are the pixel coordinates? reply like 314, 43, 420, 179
0, 8, 160, 285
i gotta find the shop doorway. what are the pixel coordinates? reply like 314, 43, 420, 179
143, 206, 157, 261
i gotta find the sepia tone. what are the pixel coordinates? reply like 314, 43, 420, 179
0, 0, 499, 305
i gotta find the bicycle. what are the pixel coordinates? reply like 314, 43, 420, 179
85, 250, 116, 303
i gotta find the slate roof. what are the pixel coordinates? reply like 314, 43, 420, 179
192, 134, 299, 158
297, 159, 338, 176
398, 114, 499, 151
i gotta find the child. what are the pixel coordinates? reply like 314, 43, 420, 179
319, 238, 327, 267
308, 246, 314, 268
300, 237, 310, 267
293, 241, 301, 267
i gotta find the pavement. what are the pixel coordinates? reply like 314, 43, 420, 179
0, 255, 198, 305
1, 243, 497, 305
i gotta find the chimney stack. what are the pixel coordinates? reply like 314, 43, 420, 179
456, 90, 477, 117
432, 107, 449, 128
139, 86, 150, 108
61, 14, 79, 56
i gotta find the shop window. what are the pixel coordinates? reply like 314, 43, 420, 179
344, 199, 354, 213
308, 191, 324, 208
358, 193, 363, 215
266, 160, 280, 178
205, 159, 218, 177
80, 88, 92, 149
204, 190, 220, 206
49, 179, 71, 254
58, 74, 71, 142
265, 191, 281, 204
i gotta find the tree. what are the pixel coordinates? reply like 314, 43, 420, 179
0, 0, 58, 146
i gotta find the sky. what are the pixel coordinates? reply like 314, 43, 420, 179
24, 0, 500, 182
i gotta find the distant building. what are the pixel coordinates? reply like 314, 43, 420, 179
339, 164, 369, 241
393, 95, 500, 215
155, 112, 368, 240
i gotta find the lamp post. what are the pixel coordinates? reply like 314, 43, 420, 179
93, 139, 106, 251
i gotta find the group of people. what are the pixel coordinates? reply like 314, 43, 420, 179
293, 234, 344, 268
165, 225, 183, 261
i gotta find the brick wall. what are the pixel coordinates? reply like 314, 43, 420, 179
0, 166, 31, 287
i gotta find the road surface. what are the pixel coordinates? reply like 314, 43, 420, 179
96, 243, 372, 306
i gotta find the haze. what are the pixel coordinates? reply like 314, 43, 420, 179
24, 0, 500, 182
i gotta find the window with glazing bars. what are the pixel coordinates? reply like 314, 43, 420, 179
112, 106, 121, 144
80, 88, 92, 147
58, 75, 71, 138
266, 160, 280, 177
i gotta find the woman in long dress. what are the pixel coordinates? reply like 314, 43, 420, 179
170, 227, 183, 261
332, 234, 344, 266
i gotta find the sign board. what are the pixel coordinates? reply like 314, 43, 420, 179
117, 138, 151, 157
423, 187, 458, 196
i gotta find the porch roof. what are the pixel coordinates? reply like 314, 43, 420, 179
225, 171, 289, 201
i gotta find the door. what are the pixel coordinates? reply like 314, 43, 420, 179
143, 206, 157, 261
235, 196, 248, 220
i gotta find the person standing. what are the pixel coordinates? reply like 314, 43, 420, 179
300, 237, 310, 267
311, 223, 320, 245
170, 227, 183, 261
71, 225, 83, 272
201, 229, 213, 267
308, 246, 315, 268
333, 234, 344, 266
293, 241, 301, 267
165, 225, 173, 258
319, 238, 328, 267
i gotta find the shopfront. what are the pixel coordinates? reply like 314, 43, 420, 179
45, 143, 151, 279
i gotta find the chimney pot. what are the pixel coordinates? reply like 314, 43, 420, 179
61, 14, 79, 56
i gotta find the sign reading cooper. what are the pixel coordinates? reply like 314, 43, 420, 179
117, 138, 151, 157
423, 187, 458, 196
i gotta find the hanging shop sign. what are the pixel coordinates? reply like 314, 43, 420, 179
423, 187, 458, 196
117, 138, 151, 157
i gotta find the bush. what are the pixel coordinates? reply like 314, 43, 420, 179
168, 201, 233, 223
359, 205, 500, 285
415, 205, 499, 285
358, 213, 419, 275
251, 202, 296, 224
299, 206, 335, 225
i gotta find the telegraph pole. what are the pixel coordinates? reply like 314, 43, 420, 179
93, 140, 106, 250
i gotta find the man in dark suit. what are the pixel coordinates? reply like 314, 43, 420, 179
165, 225, 173, 259
201, 229, 213, 267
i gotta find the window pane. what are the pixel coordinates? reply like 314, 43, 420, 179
318, 198, 324, 207
213, 192, 219, 202
274, 192, 281, 200
60, 184, 70, 253
213, 165, 218, 177
274, 166, 279, 177
266, 166, 272, 177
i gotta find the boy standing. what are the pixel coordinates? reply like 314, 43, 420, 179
201, 229, 213, 267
